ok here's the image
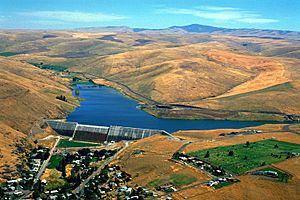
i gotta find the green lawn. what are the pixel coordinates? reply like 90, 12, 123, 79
188, 139, 300, 174
45, 178, 67, 191
57, 139, 100, 148
48, 155, 63, 169
0, 52, 22, 57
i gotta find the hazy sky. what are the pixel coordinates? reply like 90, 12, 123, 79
0, 0, 299, 31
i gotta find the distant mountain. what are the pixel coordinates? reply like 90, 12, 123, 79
75, 24, 300, 40
132, 24, 300, 40
75, 26, 132, 32
168, 24, 224, 33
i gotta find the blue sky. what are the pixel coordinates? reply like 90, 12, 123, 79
0, 0, 299, 31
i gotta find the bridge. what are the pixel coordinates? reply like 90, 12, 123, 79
45, 120, 172, 143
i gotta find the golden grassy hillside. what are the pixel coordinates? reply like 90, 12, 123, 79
1, 30, 300, 120
0, 56, 78, 180
82, 39, 300, 120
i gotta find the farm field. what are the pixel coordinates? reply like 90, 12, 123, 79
57, 139, 101, 148
188, 139, 300, 174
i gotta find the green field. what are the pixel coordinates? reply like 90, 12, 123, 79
0, 51, 22, 56
188, 139, 300, 174
48, 155, 63, 169
29, 62, 67, 72
148, 173, 197, 188
57, 139, 100, 148
170, 173, 197, 187
213, 179, 240, 189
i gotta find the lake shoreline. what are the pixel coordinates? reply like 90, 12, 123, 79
66, 84, 293, 133
92, 78, 299, 122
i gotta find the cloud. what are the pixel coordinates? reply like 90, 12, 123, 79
19, 11, 127, 23
237, 18, 278, 24
158, 6, 278, 24
198, 6, 238, 11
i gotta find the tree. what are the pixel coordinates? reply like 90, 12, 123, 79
56, 95, 67, 102
228, 150, 234, 156
204, 151, 210, 158
274, 144, 279, 148
75, 173, 81, 187
62, 168, 66, 178
243, 156, 248, 160
245, 141, 250, 147
43, 151, 50, 160
75, 89, 80, 96
0, 187, 4, 197
32, 190, 41, 199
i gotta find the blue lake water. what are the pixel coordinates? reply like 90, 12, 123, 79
67, 85, 281, 133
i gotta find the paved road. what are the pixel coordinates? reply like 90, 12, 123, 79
33, 136, 61, 184
73, 141, 129, 194
21, 137, 61, 199
176, 141, 192, 153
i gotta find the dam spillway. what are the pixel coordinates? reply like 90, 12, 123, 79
46, 120, 168, 143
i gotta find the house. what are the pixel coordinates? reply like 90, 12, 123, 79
264, 171, 278, 177
49, 195, 58, 200
41, 179, 47, 184
8, 186, 16, 191
6, 180, 18, 185
13, 191, 23, 196
179, 156, 188, 161
207, 181, 219, 187
32, 167, 39, 172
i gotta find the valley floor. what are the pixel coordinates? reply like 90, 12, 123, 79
115, 123, 300, 200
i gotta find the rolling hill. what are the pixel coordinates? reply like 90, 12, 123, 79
0, 56, 78, 180
0, 24, 300, 123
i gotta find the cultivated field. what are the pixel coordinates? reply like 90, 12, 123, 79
188, 139, 300, 174
117, 124, 300, 199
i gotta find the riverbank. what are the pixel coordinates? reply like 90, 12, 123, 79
93, 78, 299, 122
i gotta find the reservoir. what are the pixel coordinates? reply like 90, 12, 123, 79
67, 85, 280, 133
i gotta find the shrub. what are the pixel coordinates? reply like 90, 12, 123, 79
56, 95, 67, 102
228, 150, 234, 156
204, 151, 210, 158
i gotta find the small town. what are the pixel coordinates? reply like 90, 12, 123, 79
0, 139, 163, 200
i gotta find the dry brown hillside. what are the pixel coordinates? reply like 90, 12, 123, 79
85, 41, 300, 119
1, 30, 300, 120
0, 57, 78, 180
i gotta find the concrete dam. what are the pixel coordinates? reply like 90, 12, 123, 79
46, 120, 169, 143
